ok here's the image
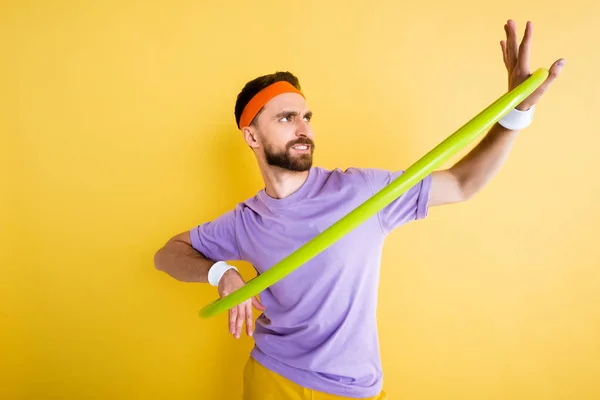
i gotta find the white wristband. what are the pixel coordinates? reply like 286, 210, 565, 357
207, 261, 238, 286
498, 105, 535, 131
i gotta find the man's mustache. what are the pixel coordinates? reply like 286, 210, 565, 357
288, 138, 315, 148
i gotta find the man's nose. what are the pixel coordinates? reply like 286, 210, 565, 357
295, 119, 312, 137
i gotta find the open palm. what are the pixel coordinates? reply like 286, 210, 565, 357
500, 20, 565, 111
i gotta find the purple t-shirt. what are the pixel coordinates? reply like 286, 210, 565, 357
191, 166, 431, 398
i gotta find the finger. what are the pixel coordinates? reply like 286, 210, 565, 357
246, 302, 254, 336
541, 58, 566, 89
549, 58, 566, 78
518, 21, 533, 71
235, 305, 245, 339
252, 296, 266, 311
229, 307, 237, 335
507, 20, 519, 70
504, 23, 512, 69
500, 40, 508, 68
526, 58, 566, 106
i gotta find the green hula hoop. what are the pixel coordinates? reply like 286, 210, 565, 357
200, 68, 548, 318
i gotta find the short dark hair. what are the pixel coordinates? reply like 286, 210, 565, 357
234, 71, 301, 129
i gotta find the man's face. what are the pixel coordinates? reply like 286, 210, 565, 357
253, 92, 315, 172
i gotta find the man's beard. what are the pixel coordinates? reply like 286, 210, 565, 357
263, 138, 315, 172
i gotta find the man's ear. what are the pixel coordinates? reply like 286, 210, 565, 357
242, 126, 260, 149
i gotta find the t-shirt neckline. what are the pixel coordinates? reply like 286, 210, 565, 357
257, 167, 318, 208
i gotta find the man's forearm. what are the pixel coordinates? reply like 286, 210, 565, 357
450, 122, 520, 199
154, 239, 215, 283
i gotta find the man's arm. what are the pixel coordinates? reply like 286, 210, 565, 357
154, 231, 216, 282
154, 231, 265, 338
429, 19, 565, 207
429, 122, 519, 206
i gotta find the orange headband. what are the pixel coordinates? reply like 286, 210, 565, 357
238, 81, 305, 129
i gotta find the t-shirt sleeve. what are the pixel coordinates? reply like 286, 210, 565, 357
189, 208, 241, 261
361, 168, 432, 234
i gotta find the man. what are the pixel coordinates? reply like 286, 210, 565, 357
154, 20, 564, 400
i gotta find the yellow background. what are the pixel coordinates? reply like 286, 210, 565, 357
2, 0, 599, 399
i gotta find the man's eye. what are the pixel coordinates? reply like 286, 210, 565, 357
280, 115, 310, 122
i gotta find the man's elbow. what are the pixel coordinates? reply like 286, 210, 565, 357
154, 239, 176, 272
154, 247, 166, 271
459, 186, 475, 202
452, 168, 485, 203
457, 179, 486, 203
153, 232, 193, 272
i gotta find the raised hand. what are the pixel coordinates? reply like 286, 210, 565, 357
500, 20, 565, 110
